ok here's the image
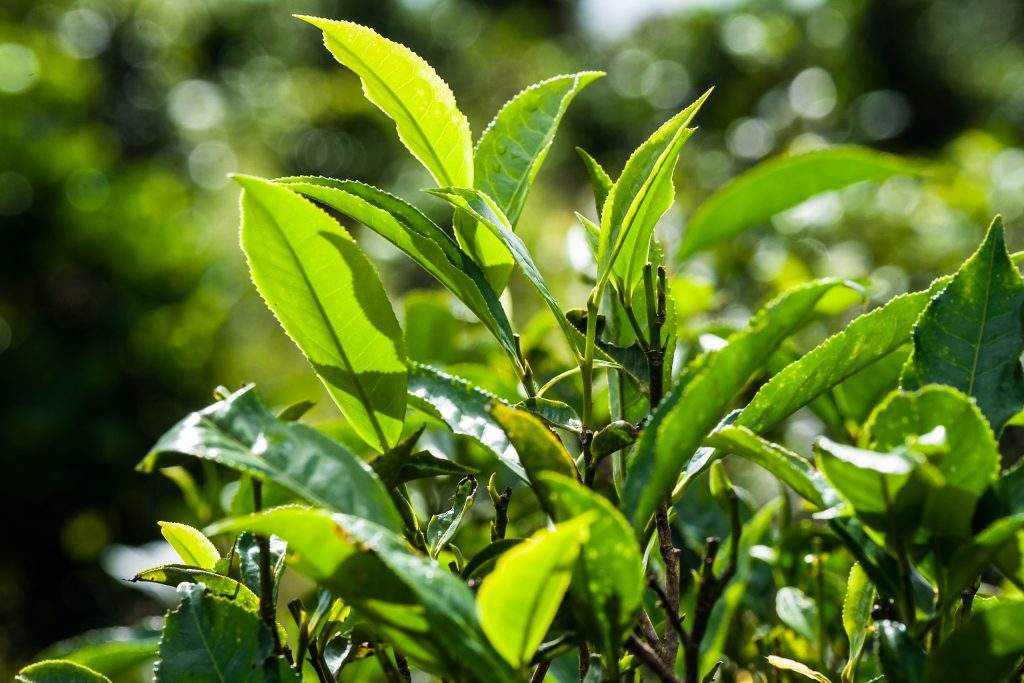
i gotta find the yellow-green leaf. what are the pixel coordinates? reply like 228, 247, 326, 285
158, 522, 220, 570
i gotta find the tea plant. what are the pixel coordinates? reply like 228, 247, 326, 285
18, 14, 1024, 683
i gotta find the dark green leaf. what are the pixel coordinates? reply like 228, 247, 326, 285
925, 601, 1024, 683
407, 362, 525, 481
491, 402, 579, 502
624, 279, 848, 530
372, 449, 476, 488
591, 420, 638, 461
679, 146, 921, 258
461, 538, 523, 579
475, 72, 603, 229
236, 174, 406, 450
154, 583, 297, 682
942, 513, 1024, 605
902, 217, 1024, 434
236, 532, 287, 600
516, 396, 583, 432
15, 661, 111, 683
138, 385, 402, 532
276, 400, 315, 422
537, 473, 644, 662
875, 620, 925, 683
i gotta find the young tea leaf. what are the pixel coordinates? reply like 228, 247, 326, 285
134, 565, 261, 614
764, 655, 831, 683
490, 402, 579, 502
157, 521, 220, 570
902, 217, 1024, 434
36, 623, 162, 680
841, 563, 874, 682
15, 661, 112, 683
576, 147, 613, 216
476, 516, 591, 669
296, 16, 472, 189
236, 175, 406, 451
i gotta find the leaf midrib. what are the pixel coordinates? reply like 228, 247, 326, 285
966, 240, 997, 395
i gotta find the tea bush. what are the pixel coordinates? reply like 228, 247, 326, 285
17, 14, 1024, 683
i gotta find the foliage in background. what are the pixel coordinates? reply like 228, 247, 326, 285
15, 10, 1024, 683
4, 0, 1024, 676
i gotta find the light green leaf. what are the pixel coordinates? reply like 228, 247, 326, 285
210, 507, 517, 681
276, 177, 519, 367
599, 90, 709, 296
679, 146, 921, 258
15, 661, 111, 683
705, 425, 834, 509
426, 475, 477, 558
477, 516, 591, 669
154, 583, 297, 683
902, 217, 1024, 434
138, 385, 402, 532
775, 587, 819, 641
235, 174, 406, 451
428, 187, 579, 351
407, 362, 525, 481
576, 147, 613, 217
925, 601, 1024, 683
296, 16, 472, 189
736, 277, 950, 434
865, 385, 999, 544
475, 72, 603, 229
765, 655, 831, 683
37, 623, 162, 679
158, 522, 220, 570
841, 563, 874, 682
133, 565, 261, 614
491, 402, 579, 501
624, 279, 848, 530
537, 473, 644, 662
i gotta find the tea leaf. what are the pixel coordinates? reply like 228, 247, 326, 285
925, 601, 1024, 683
133, 565, 261, 614
276, 177, 519, 365
624, 279, 848, 530
157, 521, 220, 570
491, 402, 579, 498
775, 587, 818, 641
15, 661, 112, 683
426, 475, 477, 558
139, 385, 402, 532
477, 516, 591, 669
576, 147, 613, 215
679, 146, 921, 258
476, 72, 603, 229
902, 217, 1024, 434
236, 175, 406, 450
765, 655, 831, 683
154, 583, 297, 683
296, 16, 472, 189
408, 363, 525, 481
875, 620, 925, 683
943, 513, 1024, 605
599, 90, 709, 296
537, 473, 644, 662
236, 532, 287, 600
37, 624, 162, 679
841, 563, 874, 682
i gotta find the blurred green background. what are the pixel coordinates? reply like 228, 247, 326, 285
2, 0, 1023, 673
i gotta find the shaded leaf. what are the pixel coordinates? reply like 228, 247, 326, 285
942, 513, 1024, 606
477, 516, 591, 669
461, 538, 523, 580
296, 16, 472, 188
925, 600, 1024, 683
236, 174, 406, 450
705, 425, 834, 509
139, 385, 402, 531
775, 587, 818, 641
624, 279, 849, 530
765, 655, 831, 683
679, 146, 921, 258
491, 402, 579, 503
426, 475, 477, 558
902, 217, 1024, 434
236, 532, 287, 601
158, 522, 220, 570
372, 449, 476, 488
591, 420, 638, 461
154, 583, 297, 682
576, 147, 613, 216
875, 620, 925, 683
407, 362, 525, 481
537, 473, 644, 662
37, 622, 162, 678
516, 396, 583, 432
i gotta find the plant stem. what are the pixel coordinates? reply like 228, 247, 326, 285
580, 293, 600, 486
529, 661, 552, 683
655, 503, 681, 665
626, 634, 680, 683
252, 480, 282, 655
813, 539, 827, 671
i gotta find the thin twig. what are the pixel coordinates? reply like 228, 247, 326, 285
530, 660, 552, 683
252, 481, 282, 655
655, 502, 681, 665
626, 634, 680, 683
648, 574, 687, 642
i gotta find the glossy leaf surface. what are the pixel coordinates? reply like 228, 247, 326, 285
15, 661, 111, 683
158, 522, 220, 570
133, 565, 260, 614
